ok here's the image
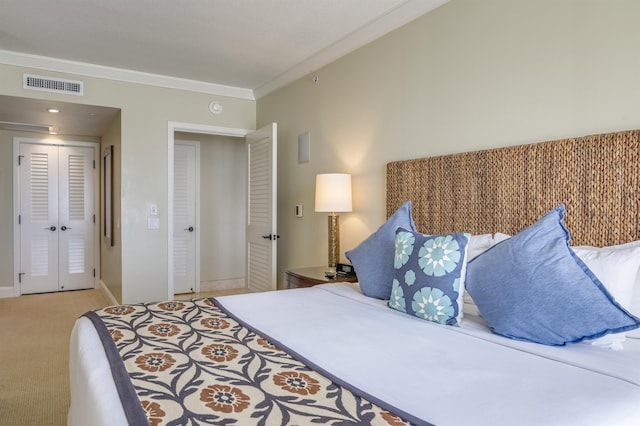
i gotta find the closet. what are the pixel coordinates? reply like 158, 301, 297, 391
17, 139, 97, 294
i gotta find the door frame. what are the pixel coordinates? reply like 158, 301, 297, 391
167, 122, 250, 300
11, 136, 100, 298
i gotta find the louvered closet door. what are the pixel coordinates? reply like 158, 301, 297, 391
19, 144, 59, 294
20, 143, 95, 294
173, 142, 197, 294
58, 146, 94, 291
246, 123, 277, 292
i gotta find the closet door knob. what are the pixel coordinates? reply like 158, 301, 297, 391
46, 226, 57, 231
184, 226, 194, 232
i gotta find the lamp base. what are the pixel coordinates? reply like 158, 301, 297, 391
327, 213, 340, 269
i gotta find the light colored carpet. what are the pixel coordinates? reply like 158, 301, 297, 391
0, 289, 110, 426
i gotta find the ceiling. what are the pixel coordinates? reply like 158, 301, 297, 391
0, 95, 120, 137
0, 0, 447, 137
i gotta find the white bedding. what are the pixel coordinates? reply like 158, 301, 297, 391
68, 283, 640, 426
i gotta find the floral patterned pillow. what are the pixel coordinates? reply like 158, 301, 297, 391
388, 227, 470, 326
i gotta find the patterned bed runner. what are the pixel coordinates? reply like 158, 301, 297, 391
86, 297, 423, 425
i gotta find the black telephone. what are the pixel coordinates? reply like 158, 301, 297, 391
336, 263, 357, 278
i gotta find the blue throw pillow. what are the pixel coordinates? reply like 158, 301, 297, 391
466, 205, 640, 346
346, 201, 416, 299
388, 227, 470, 326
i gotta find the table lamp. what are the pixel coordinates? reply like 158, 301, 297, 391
315, 173, 352, 270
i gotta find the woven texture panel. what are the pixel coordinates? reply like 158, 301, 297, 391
387, 130, 640, 247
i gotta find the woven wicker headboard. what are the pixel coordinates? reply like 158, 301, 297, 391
387, 129, 640, 247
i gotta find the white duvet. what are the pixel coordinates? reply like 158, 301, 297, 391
68, 283, 640, 426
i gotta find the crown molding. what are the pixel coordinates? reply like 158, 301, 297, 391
0, 49, 255, 101
0, 0, 448, 102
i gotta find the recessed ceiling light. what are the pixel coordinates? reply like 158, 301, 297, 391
47, 108, 59, 113
209, 101, 223, 114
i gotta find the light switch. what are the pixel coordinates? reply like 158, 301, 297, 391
149, 203, 158, 215
295, 204, 303, 217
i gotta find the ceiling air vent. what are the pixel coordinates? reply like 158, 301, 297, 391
0, 121, 53, 133
23, 73, 84, 96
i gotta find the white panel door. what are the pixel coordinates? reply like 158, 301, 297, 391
173, 142, 199, 294
58, 146, 95, 291
19, 143, 59, 294
19, 143, 95, 294
246, 123, 277, 292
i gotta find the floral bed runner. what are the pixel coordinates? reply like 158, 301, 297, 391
85, 297, 420, 425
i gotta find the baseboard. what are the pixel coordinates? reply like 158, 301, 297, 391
99, 280, 118, 305
0, 285, 19, 299
200, 278, 245, 292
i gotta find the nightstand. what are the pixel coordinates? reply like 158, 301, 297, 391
284, 266, 358, 289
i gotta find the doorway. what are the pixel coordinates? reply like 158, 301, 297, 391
167, 122, 277, 299
14, 137, 98, 294
173, 135, 246, 295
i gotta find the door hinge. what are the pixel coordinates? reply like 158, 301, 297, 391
93, 159, 96, 169
18, 214, 21, 225
18, 155, 24, 166
93, 214, 96, 224
93, 269, 96, 278
18, 272, 25, 283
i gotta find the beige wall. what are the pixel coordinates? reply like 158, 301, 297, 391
257, 0, 640, 288
0, 63, 256, 302
0, 130, 15, 288
4, 0, 639, 298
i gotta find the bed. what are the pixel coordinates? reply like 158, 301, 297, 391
69, 129, 640, 426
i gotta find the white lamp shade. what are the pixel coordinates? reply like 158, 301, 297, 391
315, 173, 352, 213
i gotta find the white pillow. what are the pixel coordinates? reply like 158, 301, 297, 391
582, 333, 625, 350
462, 293, 482, 316
572, 240, 640, 340
464, 233, 507, 316
493, 232, 511, 244
572, 243, 639, 309
467, 234, 494, 260
462, 234, 494, 316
